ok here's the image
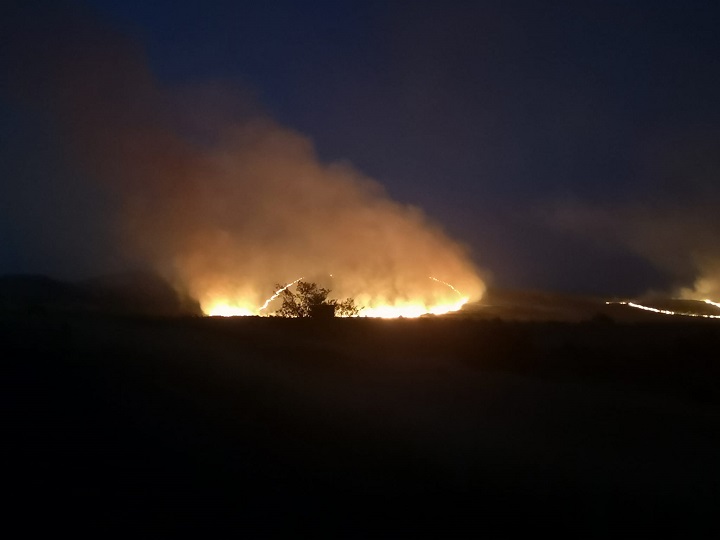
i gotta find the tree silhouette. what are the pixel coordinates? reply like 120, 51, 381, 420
274, 281, 360, 318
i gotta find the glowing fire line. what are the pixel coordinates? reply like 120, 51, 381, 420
606, 301, 720, 319
429, 276, 463, 298
357, 277, 468, 318
208, 275, 470, 318
704, 299, 720, 310
207, 303, 255, 317
258, 277, 304, 312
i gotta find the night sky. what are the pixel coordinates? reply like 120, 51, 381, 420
3, 0, 720, 296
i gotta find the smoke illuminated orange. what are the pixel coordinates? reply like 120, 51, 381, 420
3, 5, 490, 317
356, 297, 469, 318
205, 276, 472, 318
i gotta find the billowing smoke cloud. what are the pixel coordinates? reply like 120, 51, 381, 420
2, 3, 484, 316
548, 136, 720, 301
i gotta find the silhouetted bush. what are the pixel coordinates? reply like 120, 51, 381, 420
274, 281, 360, 318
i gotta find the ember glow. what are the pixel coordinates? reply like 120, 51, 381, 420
357, 296, 468, 318
606, 300, 720, 319
258, 277, 304, 313
207, 303, 256, 317
429, 276, 464, 298
351, 276, 469, 318
205, 276, 472, 318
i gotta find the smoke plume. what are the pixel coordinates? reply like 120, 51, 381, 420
548, 136, 720, 301
2, 4, 484, 316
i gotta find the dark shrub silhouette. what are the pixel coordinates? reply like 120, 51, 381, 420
274, 281, 360, 318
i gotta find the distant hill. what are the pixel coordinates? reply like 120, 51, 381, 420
0, 272, 201, 317
3, 276, 715, 322
459, 288, 609, 322
460, 288, 720, 323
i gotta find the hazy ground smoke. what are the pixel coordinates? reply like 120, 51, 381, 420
549, 188, 720, 301
3, 4, 485, 314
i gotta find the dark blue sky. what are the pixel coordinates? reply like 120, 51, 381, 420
3, 0, 720, 294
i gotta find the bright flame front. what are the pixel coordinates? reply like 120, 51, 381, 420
206, 302, 256, 317
357, 297, 469, 318
201, 275, 477, 318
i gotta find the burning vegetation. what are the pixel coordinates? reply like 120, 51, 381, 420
4, 8, 486, 319
208, 276, 471, 318
272, 281, 359, 318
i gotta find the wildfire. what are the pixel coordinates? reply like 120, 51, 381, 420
606, 300, 720, 319
258, 277, 304, 312
206, 302, 256, 317
348, 275, 471, 319
204, 276, 470, 318
356, 297, 468, 318
429, 276, 464, 297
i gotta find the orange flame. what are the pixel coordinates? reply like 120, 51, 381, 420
205, 276, 473, 318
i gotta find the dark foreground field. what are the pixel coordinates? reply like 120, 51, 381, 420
4, 313, 720, 535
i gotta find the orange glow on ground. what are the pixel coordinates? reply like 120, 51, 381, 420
205, 297, 469, 318
356, 297, 469, 318
606, 300, 720, 319
206, 302, 256, 317
202, 276, 471, 318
